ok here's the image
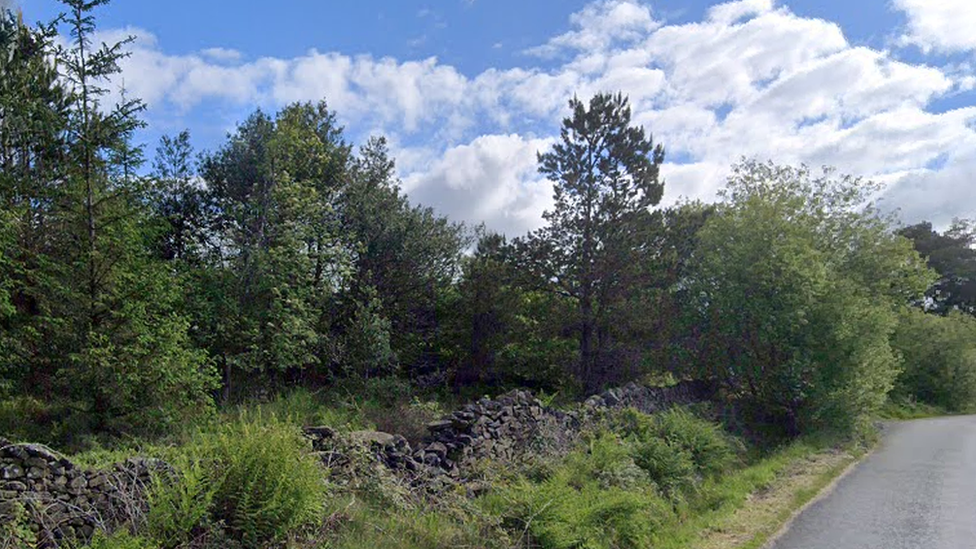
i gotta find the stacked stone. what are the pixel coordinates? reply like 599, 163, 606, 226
0, 443, 159, 547
584, 380, 716, 414
424, 389, 579, 473
302, 381, 714, 493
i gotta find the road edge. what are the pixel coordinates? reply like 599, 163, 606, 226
756, 436, 881, 549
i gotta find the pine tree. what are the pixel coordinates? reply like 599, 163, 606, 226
513, 92, 665, 391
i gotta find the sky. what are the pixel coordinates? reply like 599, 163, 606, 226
14, 0, 976, 235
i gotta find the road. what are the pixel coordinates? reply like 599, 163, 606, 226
769, 415, 976, 549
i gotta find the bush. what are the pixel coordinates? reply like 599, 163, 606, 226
631, 437, 696, 499
324, 499, 501, 549
653, 409, 739, 477
146, 454, 217, 549
481, 434, 672, 549
145, 414, 327, 547
204, 414, 327, 546
486, 475, 671, 549
687, 161, 934, 435
891, 308, 976, 412
614, 408, 739, 480
562, 433, 650, 490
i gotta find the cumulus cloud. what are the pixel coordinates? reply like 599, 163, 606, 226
879, 146, 976, 226
402, 135, 555, 236
893, 0, 976, 53
526, 0, 659, 58
99, 0, 976, 234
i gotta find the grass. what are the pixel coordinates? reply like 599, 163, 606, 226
652, 439, 864, 549
4, 386, 889, 549
878, 399, 949, 420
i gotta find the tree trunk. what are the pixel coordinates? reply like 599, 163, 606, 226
580, 291, 596, 393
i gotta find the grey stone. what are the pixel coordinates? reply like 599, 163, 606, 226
425, 442, 448, 459
1, 464, 24, 479
348, 430, 395, 447
426, 420, 453, 432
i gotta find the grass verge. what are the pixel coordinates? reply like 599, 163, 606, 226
653, 439, 868, 549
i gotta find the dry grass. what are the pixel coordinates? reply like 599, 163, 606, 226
692, 447, 860, 549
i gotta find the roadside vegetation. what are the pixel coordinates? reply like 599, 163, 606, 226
2, 2, 975, 548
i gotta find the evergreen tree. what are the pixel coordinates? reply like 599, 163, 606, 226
512, 92, 665, 391
898, 220, 976, 316
0, 1, 216, 433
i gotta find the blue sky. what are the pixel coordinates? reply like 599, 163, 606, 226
13, 0, 976, 235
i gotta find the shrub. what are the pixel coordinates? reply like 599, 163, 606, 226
687, 161, 934, 435
482, 434, 672, 549
203, 414, 327, 546
614, 408, 739, 479
652, 409, 739, 477
562, 433, 650, 490
486, 475, 671, 549
324, 499, 501, 549
145, 414, 327, 547
631, 437, 696, 499
145, 454, 217, 549
891, 308, 976, 412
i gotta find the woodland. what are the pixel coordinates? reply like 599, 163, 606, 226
2, 2, 975, 548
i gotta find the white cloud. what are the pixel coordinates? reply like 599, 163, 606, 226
97, 0, 976, 234
200, 47, 243, 64
707, 0, 774, 25
880, 147, 976, 227
526, 0, 659, 58
894, 0, 976, 53
402, 135, 556, 236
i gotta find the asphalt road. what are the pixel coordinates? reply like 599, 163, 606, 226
769, 415, 976, 549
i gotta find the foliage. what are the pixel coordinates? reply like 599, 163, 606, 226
322, 497, 503, 549
198, 414, 327, 546
339, 136, 468, 376
82, 530, 159, 549
612, 408, 740, 499
338, 284, 395, 380
0, 0, 216, 436
898, 219, 976, 316
511, 92, 666, 391
145, 453, 218, 549
891, 307, 976, 412
137, 413, 326, 547
687, 161, 935, 434
198, 104, 352, 388
631, 436, 696, 499
483, 432, 672, 549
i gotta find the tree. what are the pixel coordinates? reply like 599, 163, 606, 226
688, 160, 934, 434
0, 1, 216, 433
199, 102, 352, 397
151, 130, 209, 263
891, 307, 976, 412
898, 220, 976, 316
339, 136, 467, 378
0, 8, 71, 394
513, 92, 665, 391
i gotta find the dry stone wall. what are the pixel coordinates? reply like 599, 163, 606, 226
0, 443, 161, 548
1, 380, 714, 546
304, 380, 715, 488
